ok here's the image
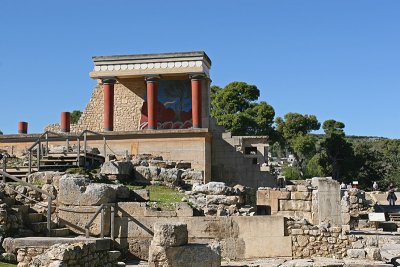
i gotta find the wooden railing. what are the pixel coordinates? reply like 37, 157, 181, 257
85, 203, 115, 240
26, 130, 108, 174
0, 170, 56, 236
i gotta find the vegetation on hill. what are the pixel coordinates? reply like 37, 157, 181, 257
211, 81, 400, 190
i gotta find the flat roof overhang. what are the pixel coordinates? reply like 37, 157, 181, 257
89, 51, 211, 80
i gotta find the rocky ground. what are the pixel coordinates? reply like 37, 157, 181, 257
125, 257, 394, 267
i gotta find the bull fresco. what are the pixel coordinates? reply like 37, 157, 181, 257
140, 80, 192, 129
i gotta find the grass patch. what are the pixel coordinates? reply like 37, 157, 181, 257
128, 185, 184, 210
0, 262, 17, 267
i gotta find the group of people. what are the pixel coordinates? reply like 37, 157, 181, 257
373, 181, 397, 206
341, 181, 397, 207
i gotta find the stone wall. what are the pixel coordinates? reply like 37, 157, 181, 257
17, 242, 120, 267
148, 223, 221, 267
288, 221, 355, 258
211, 130, 276, 188
114, 213, 292, 260
257, 177, 341, 225
45, 79, 146, 133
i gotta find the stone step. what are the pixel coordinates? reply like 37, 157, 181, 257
4, 237, 111, 253
27, 213, 43, 223
50, 228, 70, 237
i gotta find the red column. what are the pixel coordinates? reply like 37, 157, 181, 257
18, 121, 28, 134
60, 112, 71, 132
191, 75, 204, 128
145, 77, 159, 130
103, 79, 116, 131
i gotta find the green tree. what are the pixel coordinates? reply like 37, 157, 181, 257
70, 110, 82, 124
275, 113, 320, 178
318, 120, 354, 181
352, 142, 386, 189
211, 82, 275, 137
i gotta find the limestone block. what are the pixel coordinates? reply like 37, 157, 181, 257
100, 161, 133, 176
58, 205, 110, 236
291, 191, 312, 201
181, 170, 203, 183
297, 235, 309, 247
206, 195, 241, 205
144, 209, 177, 217
296, 185, 309, 192
152, 223, 188, 247
193, 182, 228, 195
365, 247, 381, 261
110, 184, 130, 199
278, 211, 313, 222
279, 200, 312, 212
175, 202, 193, 217
346, 249, 366, 259
58, 175, 116, 206
159, 168, 182, 185
117, 202, 147, 217
131, 189, 150, 202
148, 242, 221, 267
351, 240, 364, 249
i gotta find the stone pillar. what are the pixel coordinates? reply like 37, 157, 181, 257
145, 77, 160, 130
191, 75, 204, 128
60, 112, 71, 132
102, 78, 116, 131
18, 121, 28, 134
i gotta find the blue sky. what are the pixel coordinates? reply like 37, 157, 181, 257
0, 1, 399, 137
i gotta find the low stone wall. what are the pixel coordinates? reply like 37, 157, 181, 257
288, 221, 355, 258
17, 242, 120, 267
148, 223, 221, 267
114, 214, 292, 260
257, 178, 342, 226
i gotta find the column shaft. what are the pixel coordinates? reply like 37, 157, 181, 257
60, 112, 71, 132
191, 78, 202, 128
146, 80, 159, 129
103, 81, 115, 131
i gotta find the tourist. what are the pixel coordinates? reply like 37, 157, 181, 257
340, 182, 346, 189
387, 183, 397, 206
373, 181, 379, 191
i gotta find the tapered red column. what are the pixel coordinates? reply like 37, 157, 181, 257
102, 78, 116, 131
145, 77, 160, 130
18, 121, 28, 134
191, 75, 204, 128
60, 112, 70, 132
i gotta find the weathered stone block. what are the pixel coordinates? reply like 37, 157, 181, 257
152, 223, 188, 247
149, 242, 221, 267
58, 175, 116, 206
58, 206, 110, 235
279, 200, 312, 212
347, 249, 366, 259
365, 247, 381, 261
175, 202, 193, 217
131, 189, 150, 202
291, 191, 312, 200
117, 202, 147, 217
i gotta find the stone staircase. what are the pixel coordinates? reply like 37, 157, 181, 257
11, 202, 70, 238
3, 151, 104, 181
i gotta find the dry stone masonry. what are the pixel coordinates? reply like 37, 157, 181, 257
148, 222, 221, 267
17, 242, 121, 267
185, 182, 256, 216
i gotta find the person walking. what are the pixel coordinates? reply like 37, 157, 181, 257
373, 181, 379, 191
387, 183, 397, 206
